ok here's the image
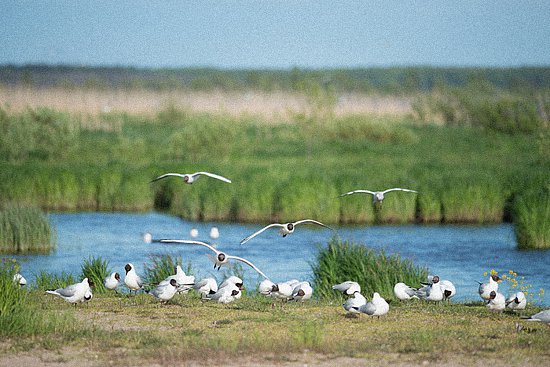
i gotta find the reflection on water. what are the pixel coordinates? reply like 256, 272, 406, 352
8, 212, 550, 305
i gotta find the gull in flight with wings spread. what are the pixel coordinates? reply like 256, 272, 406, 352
339, 187, 417, 206
150, 171, 232, 184
240, 219, 333, 245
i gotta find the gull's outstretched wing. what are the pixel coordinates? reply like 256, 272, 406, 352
159, 239, 218, 254
227, 255, 269, 280
240, 223, 284, 245
293, 219, 333, 230
339, 189, 376, 197
381, 188, 418, 194
150, 173, 186, 183
191, 172, 232, 183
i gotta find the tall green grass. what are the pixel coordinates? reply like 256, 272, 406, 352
0, 204, 55, 253
312, 237, 428, 301
514, 188, 550, 250
80, 256, 110, 293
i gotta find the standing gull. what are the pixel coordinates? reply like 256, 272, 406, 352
104, 272, 121, 291
151, 171, 231, 184
124, 263, 143, 294
149, 279, 179, 303
46, 278, 91, 304
478, 274, 500, 301
240, 219, 332, 244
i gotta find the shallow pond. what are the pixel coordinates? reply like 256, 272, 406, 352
9, 212, 550, 305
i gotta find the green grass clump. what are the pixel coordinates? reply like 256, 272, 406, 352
312, 237, 428, 301
144, 254, 186, 288
80, 256, 110, 293
0, 204, 55, 253
514, 188, 550, 249
33, 271, 76, 291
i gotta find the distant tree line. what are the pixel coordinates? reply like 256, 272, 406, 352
1, 64, 550, 94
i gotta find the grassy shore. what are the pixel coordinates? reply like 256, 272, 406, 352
1, 291, 549, 366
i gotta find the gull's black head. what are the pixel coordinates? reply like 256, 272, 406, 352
287, 223, 294, 231
170, 279, 178, 287
124, 264, 132, 274
231, 289, 239, 297
491, 274, 500, 282
432, 276, 440, 284
489, 291, 497, 300
218, 253, 226, 262
114, 272, 120, 281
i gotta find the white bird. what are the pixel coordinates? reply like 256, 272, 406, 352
440, 280, 456, 300
240, 219, 333, 244
333, 281, 361, 296
290, 281, 313, 302
208, 284, 241, 304
219, 276, 244, 290
506, 291, 527, 311
339, 187, 417, 207
150, 171, 232, 184
81, 288, 93, 303
190, 228, 199, 238
159, 265, 195, 294
271, 282, 294, 301
194, 277, 218, 298
522, 309, 550, 327
149, 279, 179, 302
209, 227, 220, 240
46, 278, 91, 304
142, 232, 153, 244
486, 291, 506, 312
104, 272, 120, 291
258, 279, 276, 296
343, 291, 367, 314
13, 273, 27, 287
357, 292, 390, 317
416, 275, 443, 301
124, 263, 143, 294
478, 274, 500, 301
393, 282, 418, 300
158, 239, 269, 279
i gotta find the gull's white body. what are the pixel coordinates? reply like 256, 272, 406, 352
358, 292, 389, 317
219, 276, 243, 290
259, 279, 276, 296
343, 292, 367, 313
150, 279, 178, 302
478, 275, 499, 300
159, 265, 195, 293
240, 219, 332, 244
124, 263, 143, 292
13, 273, 27, 287
440, 280, 456, 300
46, 278, 90, 304
151, 171, 231, 184
290, 281, 313, 302
486, 291, 506, 312
340, 188, 417, 205
208, 284, 241, 304
194, 277, 218, 298
523, 310, 550, 326
393, 282, 418, 300
271, 282, 294, 301
104, 272, 120, 291
506, 291, 527, 311
416, 278, 444, 302
333, 281, 361, 296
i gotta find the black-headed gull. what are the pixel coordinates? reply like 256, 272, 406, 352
240, 219, 333, 244
333, 281, 361, 296
219, 276, 243, 290
290, 281, 313, 302
149, 279, 179, 302
124, 263, 143, 294
478, 274, 500, 300
13, 273, 27, 287
415, 275, 443, 301
151, 171, 231, 184
522, 310, 550, 327
486, 291, 506, 312
440, 280, 456, 300
506, 291, 527, 311
46, 278, 91, 304
104, 272, 120, 291
393, 282, 418, 300
357, 292, 389, 317
343, 291, 367, 314
158, 239, 269, 279
271, 282, 294, 301
208, 284, 241, 304
258, 279, 276, 296
159, 265, 195, 294
339, 187, 417, 206
194, 277, 218, 298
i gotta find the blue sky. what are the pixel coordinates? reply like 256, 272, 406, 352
2, 1, 549, 69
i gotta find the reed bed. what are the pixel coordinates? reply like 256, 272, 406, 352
312, 237, 428, 301
80, 256, 111, 293
514, 188, 550, 250
0, 204, 54, 253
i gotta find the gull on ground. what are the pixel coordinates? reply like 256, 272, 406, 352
240, 219, 333, 245
333, 281, 361, 296
478, 274, 500, 301
219, 276, 244, 290
290, 281, 313, 302
506, 291, 527, 311
150, 171, 231, 184
486, 291, 506, 312
159, 265, 195, 293
104, 272, 120, 291
522, 309, 550, 327
270, 282, 294, 301
149, 279, 179, 302
356, 292, 389, 317
124, 263, 143, 294
207, 284, 241, 304
339, 187, 417, 207
393, 282, 418, 300
343, 291, 367, 314
259, 279, 276, 296
415, 275, 443, 301
158, 239, 269, 279
194, 277, 218, 298
46, 278, 91, 304
13, 273, 27, 287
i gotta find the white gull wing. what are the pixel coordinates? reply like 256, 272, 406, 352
339, 189, 376, 197
227, 255, 269, 279
191, 171, 232, 183
293, 219, 333, 230
159, 239, 219, 255
150, 173, 186, 183
240, 223, 285, 244
381, 188, 418, 195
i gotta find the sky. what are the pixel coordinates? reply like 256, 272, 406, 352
2, 1, 550, 69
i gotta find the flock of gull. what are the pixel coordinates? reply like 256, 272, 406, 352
13, 170, 549, 327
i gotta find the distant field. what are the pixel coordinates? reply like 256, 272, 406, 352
0, 86, 413, 122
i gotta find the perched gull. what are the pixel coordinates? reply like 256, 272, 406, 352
343, 291, 367, 314
290, 281, 313, 302
478, 274, 500, 301
333, 281, 361, 296
46, 278, 91, 304
150, 171, 231, 184
258, 279, 276, 296
415, 275, 443, 301
506, 291, 527, 311
339, 187, 417, 207
208, 284, 241, 304
356, 292, 390, 317
440, 279, 456, 301
159, 265, 195, 294
13, 273, 27, 287
104, 272, 121, 291
124, 263, 143, 294
486, 291, 506, 312
240, 219, 332, 245
270, 282, 294, 301
149, 279, 179, 302
194, 277, 218, 298
522, 310, 550, 327
209, 227, 220, 240
158, 239, 269, 279
81, 288, 93, 303
219, 276, 243, 290
393, 282, 418, 300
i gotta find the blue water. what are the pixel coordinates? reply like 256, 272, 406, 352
8, 212, 550, 305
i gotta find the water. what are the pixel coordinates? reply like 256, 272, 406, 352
8, 212, 550, 305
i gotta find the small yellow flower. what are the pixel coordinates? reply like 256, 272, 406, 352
509, 270, 514, 274
483, 271, 488, 277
